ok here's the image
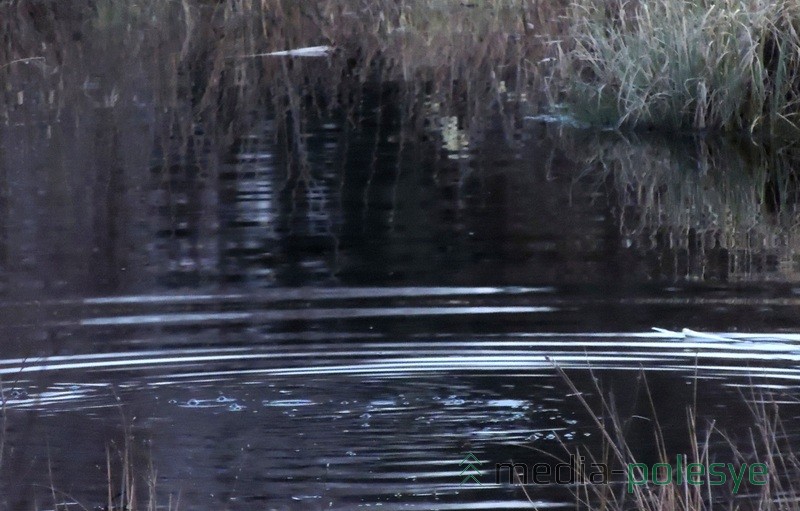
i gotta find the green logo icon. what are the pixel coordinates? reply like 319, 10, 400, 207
460, 452, 483, 484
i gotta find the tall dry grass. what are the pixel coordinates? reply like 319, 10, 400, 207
548, 0, 800, 135
0, 0, 576, 182
536, 366, 800, 511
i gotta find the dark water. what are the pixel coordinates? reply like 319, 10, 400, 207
3, 5, 800, 511
2, 112, 800, 510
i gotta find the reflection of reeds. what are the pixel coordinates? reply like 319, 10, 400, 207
0, 0, 568, 175
552, 128, 800, 280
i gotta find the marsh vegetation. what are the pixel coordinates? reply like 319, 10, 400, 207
549, 0, 800, 135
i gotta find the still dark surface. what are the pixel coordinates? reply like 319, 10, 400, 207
2, 4, 800, 510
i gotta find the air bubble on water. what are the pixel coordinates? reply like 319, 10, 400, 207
187, 399, 200, 407
228, 403, 244, 412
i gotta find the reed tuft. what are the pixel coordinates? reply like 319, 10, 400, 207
548, 0, 800, 135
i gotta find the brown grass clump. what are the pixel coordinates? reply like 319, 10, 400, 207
548, 0, 800, 135
530, 366, 800, 511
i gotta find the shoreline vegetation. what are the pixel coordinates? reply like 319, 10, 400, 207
5, 1, 800, 138
550, 0, 800, 137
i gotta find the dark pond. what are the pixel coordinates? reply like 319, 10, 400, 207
3, 3, 800, 510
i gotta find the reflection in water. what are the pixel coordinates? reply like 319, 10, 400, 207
546, 126, 800, 282
2, 2, 800, 510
